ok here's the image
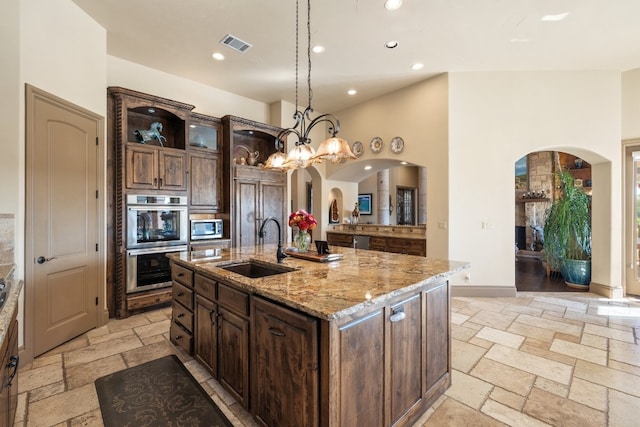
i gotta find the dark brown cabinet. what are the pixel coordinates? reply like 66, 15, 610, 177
0, 310, 18, 427
170, 259, 450, 427
234, 166, 286, 248
194, 294, 217, 373
251, 296, 318, 427
385, 237, 426, 256
170, 262, 194, 354
326, 232, 353, 248
223, 115, 287, 248
326, 232, 426, 257
193, 274, 250, 408
329, 280, 449, 427
188, 152, 222, 211
108, 87, 229, 318
125, 144, 186, 191
188, 113, 223, 213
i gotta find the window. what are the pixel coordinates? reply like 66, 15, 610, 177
396, 187, 415, 225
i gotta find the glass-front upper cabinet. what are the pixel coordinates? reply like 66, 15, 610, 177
188, 113, 222, 152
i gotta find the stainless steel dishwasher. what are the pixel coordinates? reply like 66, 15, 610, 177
353, 235, 370, 250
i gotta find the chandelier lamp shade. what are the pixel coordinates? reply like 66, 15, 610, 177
263, 0, 356, 171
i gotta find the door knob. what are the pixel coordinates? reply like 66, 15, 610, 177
36, 256, 57, 264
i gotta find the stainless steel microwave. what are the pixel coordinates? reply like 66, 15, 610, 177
190, 219, 223, 240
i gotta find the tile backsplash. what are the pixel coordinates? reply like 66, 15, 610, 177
0, 214, 15, 265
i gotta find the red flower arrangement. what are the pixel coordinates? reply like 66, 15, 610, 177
288, 209, 317, 232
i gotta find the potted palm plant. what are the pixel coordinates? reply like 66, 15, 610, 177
543, 170, 592, 289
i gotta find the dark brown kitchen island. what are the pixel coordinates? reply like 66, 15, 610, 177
168, 245, 468, 427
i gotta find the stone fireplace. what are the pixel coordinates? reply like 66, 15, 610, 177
515, 151, 554, 253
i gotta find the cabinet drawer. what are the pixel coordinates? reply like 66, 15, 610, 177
172, 281, 193, 310
327, 233, 353, 248
369, 237, 387, 252
195, 274, 217, 302
386, 238, 426, 257
172, 264, 193, 287
172, 301, 193, 332
219, 283, 249, 316
170, 321, 193, 354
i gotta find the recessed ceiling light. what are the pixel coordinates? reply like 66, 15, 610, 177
347, 89, 357, 96
147, 108, 155, 114
411, 63, 424, 71
384, 0, 403, 11
312, 45, 325, 54
364, 165, 372, 170
541, 12, 569, 22
212, 52, 225, 61
400, 161, 408, 165
385, 40, 399, 49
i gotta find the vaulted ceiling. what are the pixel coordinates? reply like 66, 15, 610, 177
73, 0, 640, 113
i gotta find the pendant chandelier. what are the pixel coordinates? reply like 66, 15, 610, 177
263, 0, 356, 171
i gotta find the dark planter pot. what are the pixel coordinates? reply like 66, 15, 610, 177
561, 259, 591, 289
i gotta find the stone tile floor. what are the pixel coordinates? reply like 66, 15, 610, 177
15, 292, 640, 426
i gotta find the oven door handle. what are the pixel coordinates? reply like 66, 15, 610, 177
127, 245, 188, 256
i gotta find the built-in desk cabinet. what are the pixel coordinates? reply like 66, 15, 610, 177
327, 232, 427, 257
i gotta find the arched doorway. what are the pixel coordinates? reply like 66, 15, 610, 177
514, 150, 593, 292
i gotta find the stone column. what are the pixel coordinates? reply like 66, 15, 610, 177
377, 169, 390, 225
418, 167, 427, 224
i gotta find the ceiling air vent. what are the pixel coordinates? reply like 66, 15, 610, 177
220, 34, 253, 53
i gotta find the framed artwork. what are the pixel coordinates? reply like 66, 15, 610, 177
515, 156, 528, 190
358, 193, 372, 215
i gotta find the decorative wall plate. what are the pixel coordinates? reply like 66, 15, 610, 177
390, 136, 404, 154
351, 141, 364, 158
370, 137, 383, 153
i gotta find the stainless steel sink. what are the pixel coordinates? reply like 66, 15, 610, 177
219, 260, 295, 278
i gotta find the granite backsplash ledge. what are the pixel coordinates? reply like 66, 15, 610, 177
0, 214, 15, 266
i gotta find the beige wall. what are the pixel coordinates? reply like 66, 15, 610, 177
108, 56, 270, 123
449, 71, 622, 292
622, 69, 640, 140
0, 0, 20, 217
329, 74, 450, 259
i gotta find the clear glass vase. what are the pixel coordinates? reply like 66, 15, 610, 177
295, 230, 311, 252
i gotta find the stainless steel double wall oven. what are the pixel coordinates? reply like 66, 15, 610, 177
126, 194, 188, 293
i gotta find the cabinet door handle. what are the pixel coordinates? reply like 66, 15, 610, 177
7, 355, 18, 388
390, 311, 406, 323
177, 272, 184, 277
210, 310, 216, 325
174, 335, 182, 340
154, 178, 158, 186
177, 292, 184, 297
177, 313, 184, 318
268, 328, 285, 337
159, 178, 164, 187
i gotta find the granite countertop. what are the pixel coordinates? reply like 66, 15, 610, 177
168, 245, 468, 321
0, 264, 22, 346
326, 229, 427, 240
